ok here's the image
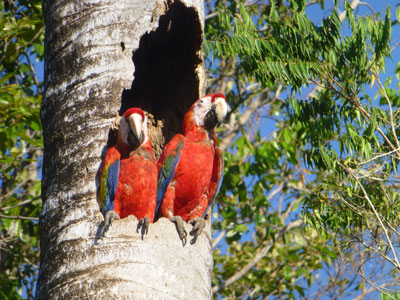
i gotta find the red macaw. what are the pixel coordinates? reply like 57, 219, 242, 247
99, 108, 157, 236
156, 93, 227, 244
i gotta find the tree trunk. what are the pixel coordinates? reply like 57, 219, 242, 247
37, 0, 210, 298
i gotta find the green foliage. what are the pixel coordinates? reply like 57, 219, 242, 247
205, 0, 400, 299
206, 0, 392, 91
380, 291, 400, 300
0, 0, 44, 298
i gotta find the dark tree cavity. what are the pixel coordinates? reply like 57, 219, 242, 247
120, 1, 203, 157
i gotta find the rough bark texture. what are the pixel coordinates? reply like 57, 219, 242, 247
37, 0, 210, 299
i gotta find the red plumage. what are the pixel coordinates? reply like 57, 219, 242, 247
157, 94, 226, 238
114, 142, 157, 220
158, 129, 216, 221
99, 108, 157, 231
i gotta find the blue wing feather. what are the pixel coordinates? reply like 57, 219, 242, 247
104, 160, 120, 214
155, 151, 182, 220
155, 135, 185, 221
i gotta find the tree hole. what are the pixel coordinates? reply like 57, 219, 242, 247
120, 1, 204, 158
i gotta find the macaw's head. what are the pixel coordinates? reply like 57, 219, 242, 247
119, 108, 148, 149
186, 93, 228, 131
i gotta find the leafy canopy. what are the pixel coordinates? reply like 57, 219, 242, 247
0, 0, 43, 298
205, 0, 400, 299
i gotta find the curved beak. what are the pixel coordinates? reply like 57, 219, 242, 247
204, 97, 228, 130
127, 113, 144, 148
214, 97, 228, 123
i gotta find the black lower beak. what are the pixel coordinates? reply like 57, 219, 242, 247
127, 130, 144, 149
204, 107, 218, 130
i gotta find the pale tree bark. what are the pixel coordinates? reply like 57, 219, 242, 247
36, 0, 211, 299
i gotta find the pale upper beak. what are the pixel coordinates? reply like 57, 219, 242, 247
213, 97, 228, 123
129, 113, 143, 140
204, 97, 228, 130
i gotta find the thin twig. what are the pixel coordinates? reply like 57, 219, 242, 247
0, 179, 31, 201
358, 2, 376, 14
305, 0, 321, 7
282, 196, 303, 221
220, 84, 282, 151
374, 74, 400, 153
205, 0, 259, 20
358, 239, 398, 268
338, 0, 361, 22
0, 214, 39, 221
268, 182, 285, 203
391, 40, 400, 54
323, 65, 400, 158
339, 162, 400, 270
24, 52, 42, 94
359, 147, 400, 165
1, 197, 39, 211
213, 230, 227, 248
357, 265, 398, 300
16, 27, 44, 52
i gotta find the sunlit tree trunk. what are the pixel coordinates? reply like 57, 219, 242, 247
36, 0, 211, 298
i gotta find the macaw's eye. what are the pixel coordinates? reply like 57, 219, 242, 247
197, 99, 204, 106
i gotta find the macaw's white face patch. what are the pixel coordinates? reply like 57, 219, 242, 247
192, 94, 228, 129
192, 96, 213, 127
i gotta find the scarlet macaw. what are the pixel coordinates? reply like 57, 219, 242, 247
99, 108, 157, 236
156, 93, 227, 244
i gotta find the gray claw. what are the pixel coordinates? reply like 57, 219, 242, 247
103, 210, 120, 235
171, 216, 187, 246
137, 217, 150, 239
189, 217, 206, 244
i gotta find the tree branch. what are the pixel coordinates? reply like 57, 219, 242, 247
374, 74, 400, 154
339, 162, 400, 270
212, 229, 227, 248
338, 0, 360, 22
1, 197, 39, 211
212, 219, 303, 293
205, 0, 260, 20
359, 147, 400, 165
357, 264, 398, 300
219, 85, 282, 151
0, 214, 39, 221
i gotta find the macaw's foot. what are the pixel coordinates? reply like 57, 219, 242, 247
171, 216, 187, 246
103, 210, 120, 234
189, 217, 206, 244
137, 217, 150, 239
